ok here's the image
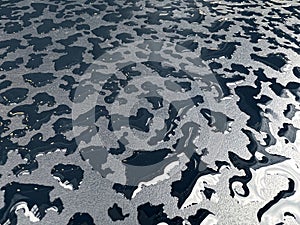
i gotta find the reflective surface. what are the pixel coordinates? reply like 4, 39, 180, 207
0, 0, 299, 224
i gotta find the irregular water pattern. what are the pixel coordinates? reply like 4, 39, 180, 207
0, 0, 299, 225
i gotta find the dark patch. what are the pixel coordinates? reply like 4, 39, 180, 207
13, 133, 77, 175
67, 212, 96, 225
250, 53, 287, 71
129, 108, 154, 132
108, 140, 127, 155
51, 164, 84, 190
0, 80, 12, 90
108, 108, 154, 133
286, 82, 300, 102
92, 25, 117, 40
4, 21, 22, 34
224, 63, 250, 75
228, 129, 287, 198
33, 92, 56, 106
145, 96, 164, 110
200, 108, 234, 133
133, 25, 157, 36
8, 100, 71, 131
253, 46, 262, 52
278, 123, 299, 143
0, 116, 17, 165
116, 33, 134, 43
149, 95, 204, 145
24, 35, 52, 51
142, 61, 194, 80
0, 88, 28, 105
284, 212, 296, 219
53, 46, 86, 71
0, 39, 25, 59
235, 83, 272, 131
9, 129, 26, 138
56, 33, 82, 46
0, 182, 63, 225
209, 61, 222, 70
211, 34, 226, 41
137, 202, 184, 225
202, 187, 216, 200
257, 178, 295, 222
112, 183, 138, 200
25, 53, 46, 69
23, 72, 57, 87
12, 160, 38, 176
108, 203, 129, 221
188, 208, 213, 225
201, 42, 240, 61
283, 104, 299, 120
36, 19, 77, 34
139, 81, 164, 110
292, 66, 300, 78
177, 40, 198, 52
0, 57, 23, 71
53, 118, 73, 134
204, 19, 234, 32
122, 148, 172, 166
103, 6, 135, 23
171, 149, 218, 208
184, 7, 205, 24
164, 80, 192, 92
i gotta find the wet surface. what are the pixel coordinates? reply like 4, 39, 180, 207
0, 0, 299, 225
